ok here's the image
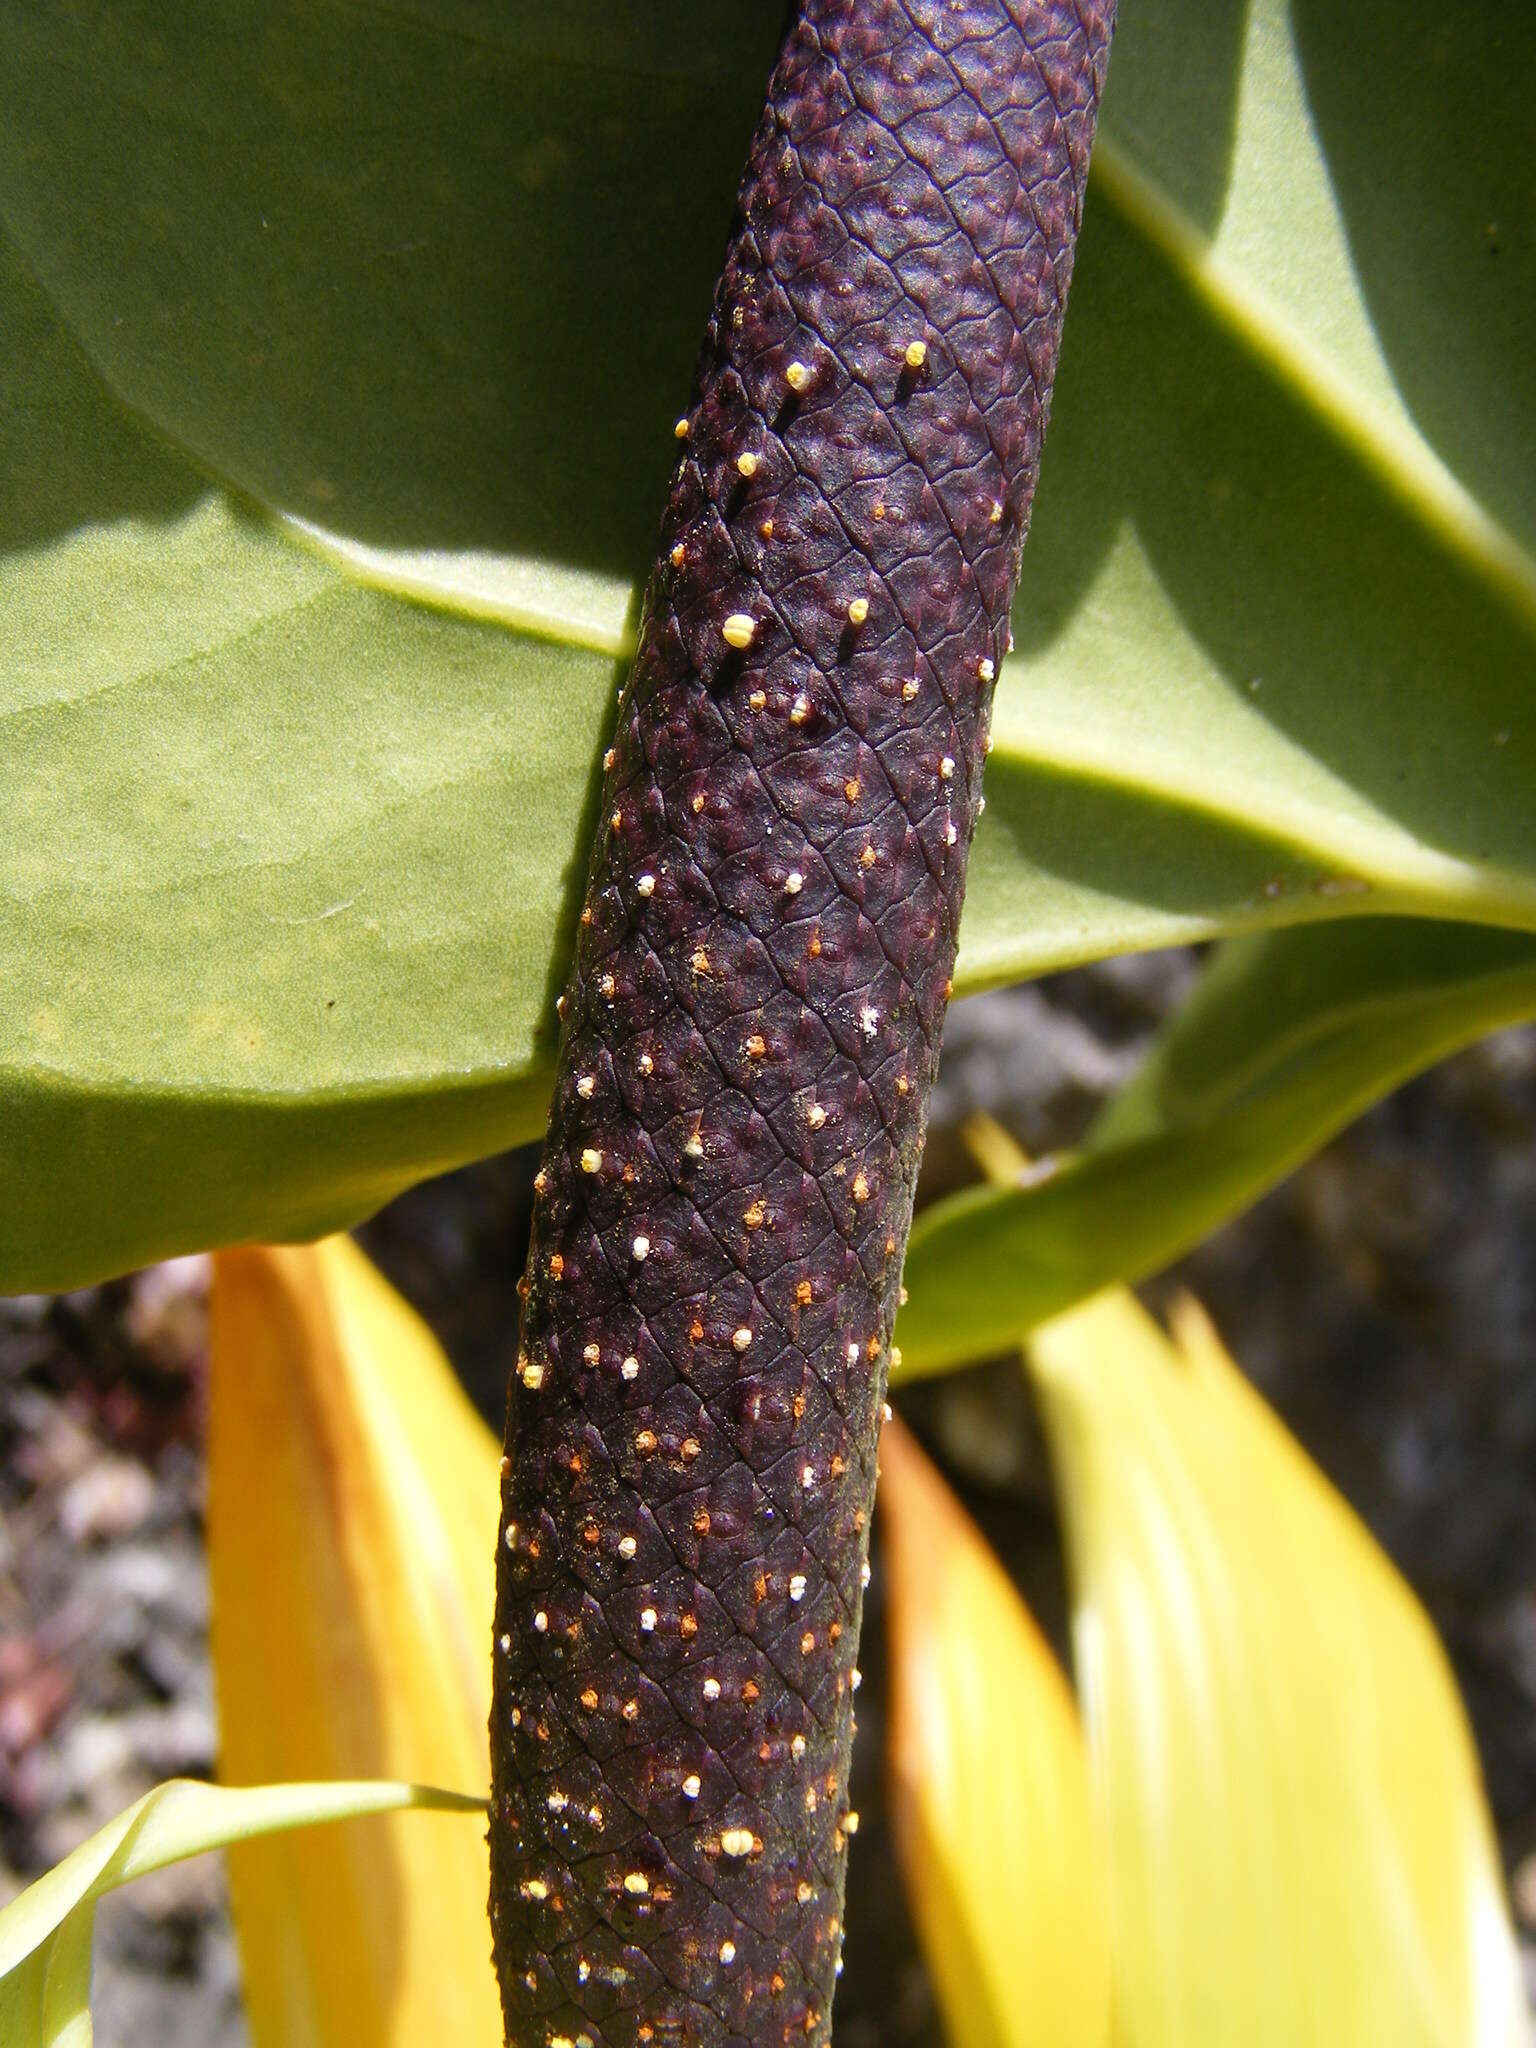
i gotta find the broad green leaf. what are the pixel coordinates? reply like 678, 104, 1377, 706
3, 0, 1533, 1289
1096, 0, 1535, 573
0, 1778, 485, 2048
881, 1416, 1111, 2048
1026, 1289, 1529, 2048
897, 919, 1536, 1377
208, 1238, 503, 2046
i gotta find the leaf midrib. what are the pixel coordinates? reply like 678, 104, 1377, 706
1088, 132, 1536, 638
6, 108, 1532, 675
988, 722, 1536, 928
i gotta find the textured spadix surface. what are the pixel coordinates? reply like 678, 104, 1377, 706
489, 3, 1114, 2042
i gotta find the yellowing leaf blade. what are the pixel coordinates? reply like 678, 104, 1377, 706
1027, 1290, 1529, 2048
881, 1416, 1111, 2048
208, 1238, 502, 2047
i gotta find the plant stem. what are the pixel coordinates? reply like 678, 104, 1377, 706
490, 5, 1115, 2040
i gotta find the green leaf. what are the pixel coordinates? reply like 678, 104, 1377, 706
0, 1907, 92, 2048
0, 1778, 485, 2048
896, 920, 1536, 1376
3, 0, 1532, 1289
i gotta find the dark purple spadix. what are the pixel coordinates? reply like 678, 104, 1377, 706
490, 3, 1115, 2040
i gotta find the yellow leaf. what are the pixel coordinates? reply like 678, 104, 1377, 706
881, 1415, 1112, 2048
208, 1238, 502, 2047
1027, 1286, 1530, 2048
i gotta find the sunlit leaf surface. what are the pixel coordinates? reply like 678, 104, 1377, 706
1027, 1288, 1529, 2048
208, 1237, 503, 2047
881, 1415, 1111, 2048
2, 0, 1532, 1286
